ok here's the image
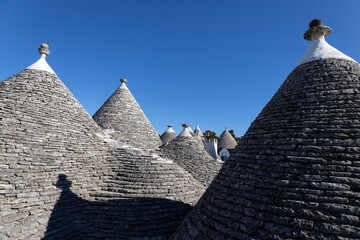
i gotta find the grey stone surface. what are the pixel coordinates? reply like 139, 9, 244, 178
93, 81, 162, 150
160, 125, 177, 145
218, 128, 237, 151
183, 124, 203, 145
161, 129, 222, 187
0, 69, 205, 239
171, 58, 360, 239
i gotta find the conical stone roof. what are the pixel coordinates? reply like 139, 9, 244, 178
93, 78, 162, 149
0, 44, 109, 239
87, 143, 205, 239
162, 125, 222, 187
0, 44, 205, 239
160, 125, 177, 145
183, 123, 203, 144
218, 127, 237, 150
171, 19, 360, 240
194, 123, 203, 137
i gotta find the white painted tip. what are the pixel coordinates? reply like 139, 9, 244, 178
178, 127, 192, 137
296, 19, 357, 67
26, 54, 56, 74
296, 38, 356, 67
120, 82, 129, 90
187, 126, 196, 134
165, 126, 176, 133
26, 44, 56, 74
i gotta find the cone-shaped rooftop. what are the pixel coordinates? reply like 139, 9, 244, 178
162, 125, 222, 186
0, 44, 108, 239
172, 19, 360, 239
93, 78, 162, 149
183, 123, 203, 144
194, 122, 203, 137
0, 45, 205, 239
160, 125, 177, 145
218, 127, 237, 151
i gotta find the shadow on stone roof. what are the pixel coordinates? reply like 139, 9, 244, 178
45, 174, 192, 239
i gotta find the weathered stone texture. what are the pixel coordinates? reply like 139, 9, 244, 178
0, 69, 204, 239
171, 59, 360, 239
0, 69, 108, 239
160, 130, 177, 145
92, 82, 162, 149
218, 129, 237, 151
162, 135, 222, 187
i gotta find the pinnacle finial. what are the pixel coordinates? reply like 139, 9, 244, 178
225, 127, 227, 130
38, 43, 50, 56
309, 19, 322, 28
120, 78, 127, 83
304, 18, 332, 41
182, 124, 190, 128
167, 125, 173, 128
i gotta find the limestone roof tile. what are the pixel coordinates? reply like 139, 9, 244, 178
218, 128, 237, 150
93, 79, 162, 149
162, 125, 222, 187
0, 44, 205, 239
171, 19, 360, 240
160, 125, 177, 145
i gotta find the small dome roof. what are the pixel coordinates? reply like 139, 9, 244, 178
162, 125, 222, 186
172, 19, 360, 239
182, 123, 203, 144
93, 79, 162, 149
194, 123, 203, 137
160, 125, 177, 145
218, 128, 237, 150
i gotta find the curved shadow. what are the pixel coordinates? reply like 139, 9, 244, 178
44, 174, 192, 239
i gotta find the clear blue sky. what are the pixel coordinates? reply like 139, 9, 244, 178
1, 1, 360, 136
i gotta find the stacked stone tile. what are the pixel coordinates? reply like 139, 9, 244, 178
0, 45, 205, 239
93, 78, 162, 150
218, 127, 237, 151
160, 125, 177, 145
162, 125, 222, 187
0, 57, 108, 238
172, 19, 360, 239
86, 146, 205, 239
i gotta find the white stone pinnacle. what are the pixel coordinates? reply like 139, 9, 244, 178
178, 126, 192, 137
26, 43, 56, 74
165, 125, 176, 133
296, 19, 357, 67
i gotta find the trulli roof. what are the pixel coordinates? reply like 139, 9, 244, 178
93, 79, 162, 149
218, 128, 237, 150
162, 125, 222, 187
160, 125, 177, 145
171, 19, 360, 240
0, 44, 205, 239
